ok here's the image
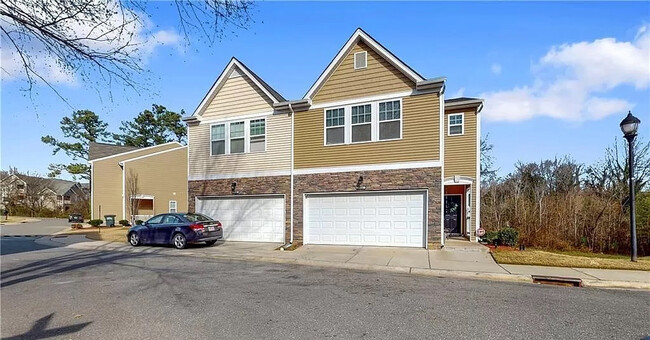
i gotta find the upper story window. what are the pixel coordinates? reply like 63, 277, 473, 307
325, 108, 345, 145
211, 124, 226, 155
210, 118, 267, 156
324, 98, 402, 146
16, 184, 25, 190
351, 104, 371, 143
378, 100, 401, 140
230, 121, 245, 154
354, 51, 367, 69
249, 119, 266, 153
448, 113, 464, 136
169, 200, 177, 213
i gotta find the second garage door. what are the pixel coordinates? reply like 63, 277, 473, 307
304, 191, 426, 248
195, 196, 285, 243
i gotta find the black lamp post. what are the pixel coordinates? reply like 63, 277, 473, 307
619, 111, 641, 262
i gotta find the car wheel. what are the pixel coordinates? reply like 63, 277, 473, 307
172, 233, 187, 249
128, 232, 140, 246
205, 240, 217, 246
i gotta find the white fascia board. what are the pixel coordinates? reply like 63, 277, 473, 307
189, 170, 291, 181
119, 146, 187, 165
293, 160, 441, 176
89, 142, 183, 163
192, 58, 282, 117
304, 28, 425, 100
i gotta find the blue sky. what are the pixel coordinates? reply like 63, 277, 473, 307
1, 1, 649, 181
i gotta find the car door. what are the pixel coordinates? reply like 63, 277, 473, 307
154, 214, 182, 244
142, 215, 164, 244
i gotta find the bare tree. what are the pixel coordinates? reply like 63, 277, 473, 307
125, 169, 139, 224
1, 0, 253, 102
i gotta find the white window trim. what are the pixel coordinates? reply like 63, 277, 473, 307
210, 123, 226, 156
448, 113, 464, 136
169, 200, 177, 213
324, 107, 346, 146
230, 121, 246, 154
323, 97, 403, 146
249, 118, 267, 153
210, 118, 267, 156
354, 51, 367, 70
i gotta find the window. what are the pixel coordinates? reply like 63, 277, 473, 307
162, 215, 180, 224
351, 104, 372, 143
169, 200, 177, 213
354, 51, 367, 69
230, 121, 245, 153
146, 215, 164, 224
448, 114, 464, 135
325, 108, 345, 145
211, 124, 225, 155
16, 184, 24, 190
249, 119, 266, 153
379, 100, 401, 140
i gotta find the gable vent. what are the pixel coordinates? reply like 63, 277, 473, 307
354, 51, 367, 69
229, 68, 243, 78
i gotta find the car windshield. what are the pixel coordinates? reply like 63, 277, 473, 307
183, 213, 213, 222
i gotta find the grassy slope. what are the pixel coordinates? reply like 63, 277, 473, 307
491, 248, 650, 271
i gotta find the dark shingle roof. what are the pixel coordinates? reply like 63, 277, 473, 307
445, 97, 482, 103
88, 142, 140, 161
15, 175, 80, 195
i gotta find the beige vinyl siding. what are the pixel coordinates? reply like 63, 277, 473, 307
91, 143, 182, 220
444, 109, 479, 236
202, 69, 274, 119
123, 147, 188, 219
294, 92, 440, 169
313, 41, 414, 104
189, 114, 291, 177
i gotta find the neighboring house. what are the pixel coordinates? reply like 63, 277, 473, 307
89, 142, 188, 223
185, 28, 482, 248
0, 173, 86, 211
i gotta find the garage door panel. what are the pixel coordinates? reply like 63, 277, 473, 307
305, 191, 426, 248
196, 196, 284, 243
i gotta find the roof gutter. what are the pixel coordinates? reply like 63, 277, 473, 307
274, 99, 312, 112
416, 76, 446, 94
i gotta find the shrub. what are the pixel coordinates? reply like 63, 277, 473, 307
482, 231, 500, 245
88, 219, 103, 227
135, 220, 144, 225
71, 223, 83, 229
499, 227, 519, 247
118, 219, 131, 227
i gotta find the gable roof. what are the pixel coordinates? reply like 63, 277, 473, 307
188, 57, 286, 119
89, 142, 140, 161
303, 28, 427, 100
14, 174, 81, 195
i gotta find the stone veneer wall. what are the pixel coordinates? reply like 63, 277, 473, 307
188, 176, 291, 242
293, 167, 442, 245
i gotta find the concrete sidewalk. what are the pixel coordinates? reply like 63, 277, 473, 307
39, 235, 650, 290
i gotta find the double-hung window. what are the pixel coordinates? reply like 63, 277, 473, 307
378, 100, 401, 140
448, 114, 463, 135
169, 200, 177, 213
230, 121, 245, 153
351, 104, 372, 143
211, 124, 226, 155
249, 119, 266, 152
325, 108, 345, 145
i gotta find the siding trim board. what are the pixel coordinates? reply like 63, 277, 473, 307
293, 160, 441, 175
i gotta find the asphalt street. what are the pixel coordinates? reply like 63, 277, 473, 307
0, 218, 70, 255
1, 244, 649, 340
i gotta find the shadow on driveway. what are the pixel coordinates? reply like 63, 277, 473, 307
2, 313, 91, 340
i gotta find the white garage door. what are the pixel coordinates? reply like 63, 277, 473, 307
304, 191, 426, 248
196, 196, 284, 242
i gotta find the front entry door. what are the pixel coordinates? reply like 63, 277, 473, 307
444, 195, 462, 235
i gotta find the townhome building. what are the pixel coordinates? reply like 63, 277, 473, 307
185, 28, 483, 248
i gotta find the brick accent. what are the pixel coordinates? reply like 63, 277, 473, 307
188, 176, 291, 242
293, 167, 442, 246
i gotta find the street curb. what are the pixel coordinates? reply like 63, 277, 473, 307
56, 239, 650, 290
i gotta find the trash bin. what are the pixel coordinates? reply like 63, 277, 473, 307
104, 215, 116, 227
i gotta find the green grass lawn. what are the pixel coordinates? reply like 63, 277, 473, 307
491, 247, 650, 271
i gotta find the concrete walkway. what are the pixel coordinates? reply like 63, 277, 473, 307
38, 235, 650, 290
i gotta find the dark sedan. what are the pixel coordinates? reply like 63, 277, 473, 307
127, 213, 223, 249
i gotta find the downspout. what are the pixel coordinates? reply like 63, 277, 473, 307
281, 103, 295, 251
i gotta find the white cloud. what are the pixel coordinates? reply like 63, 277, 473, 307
491, 63, 502, 75
481, 25, 649, 122
1, 0, 181, 85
